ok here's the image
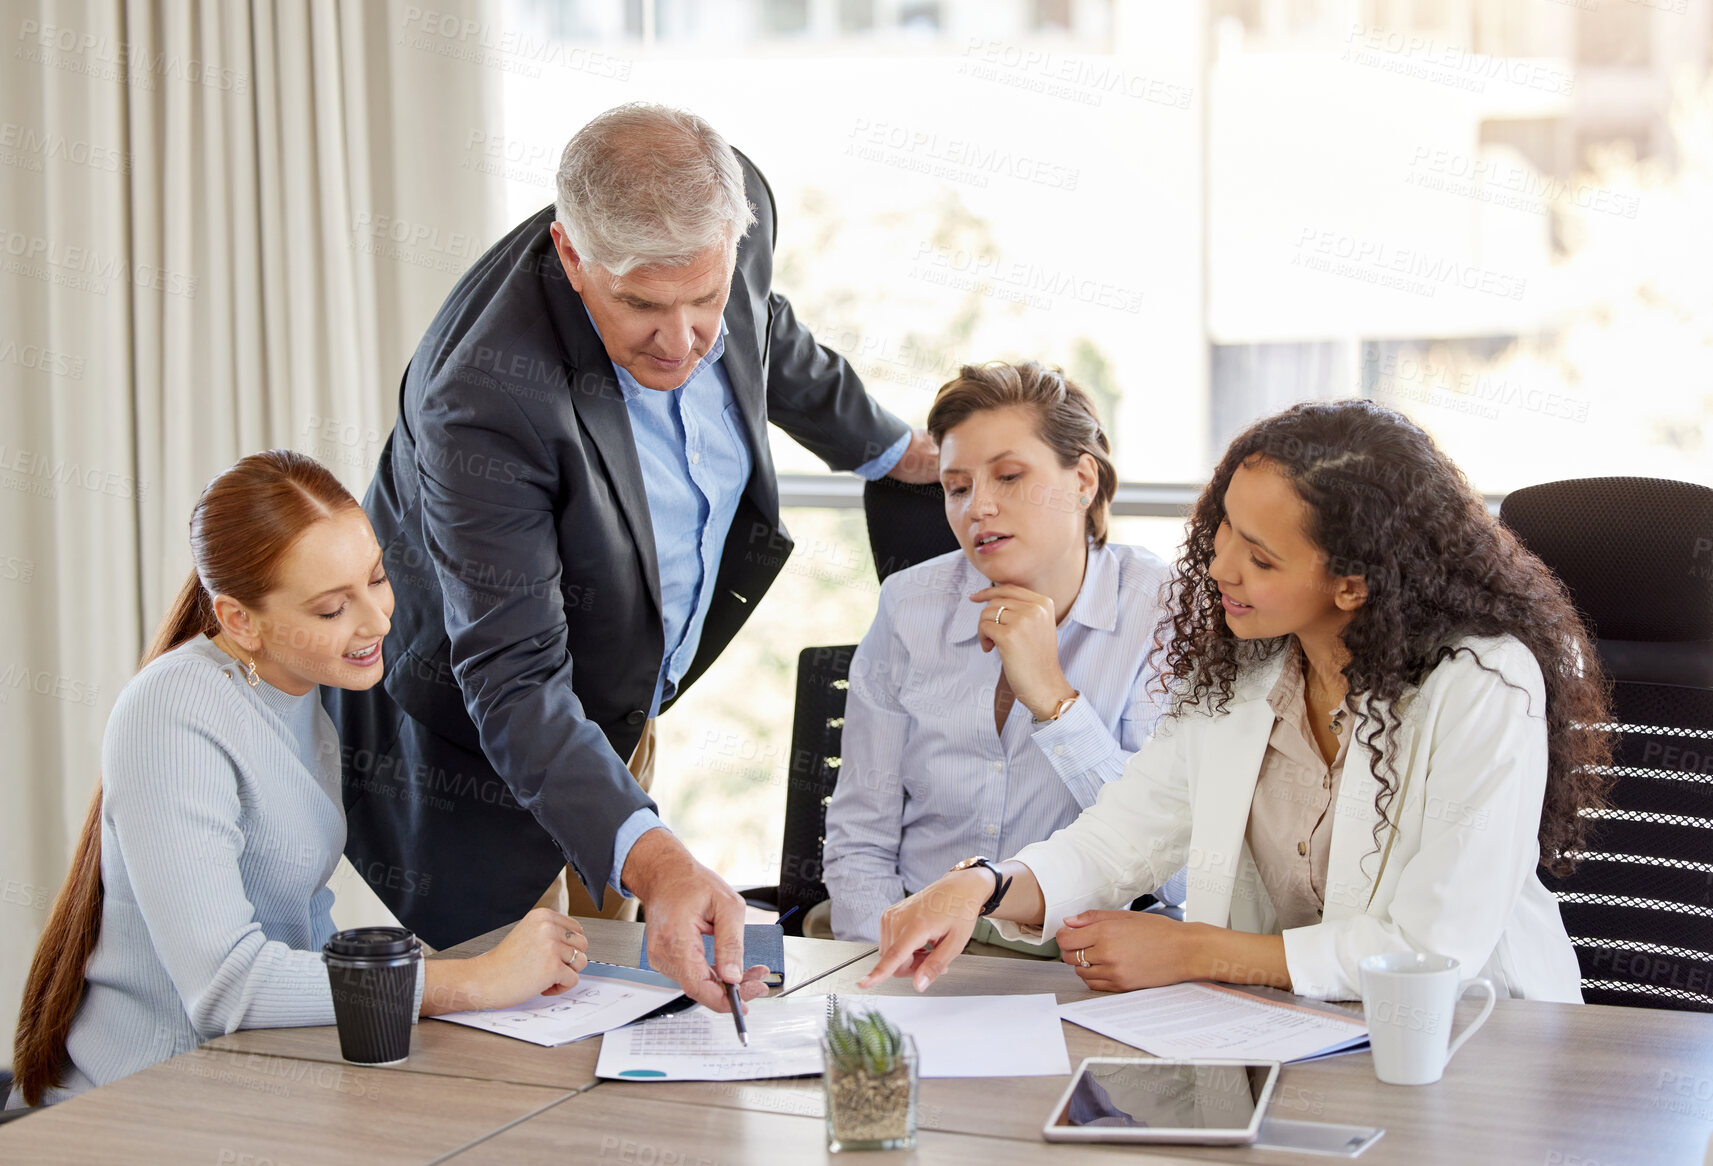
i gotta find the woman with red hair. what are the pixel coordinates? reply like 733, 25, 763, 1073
11, 451, 592, 1107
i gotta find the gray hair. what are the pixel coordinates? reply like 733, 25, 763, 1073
554, 103, 757, 278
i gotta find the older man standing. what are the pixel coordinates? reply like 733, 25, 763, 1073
327, 104, 935, 1012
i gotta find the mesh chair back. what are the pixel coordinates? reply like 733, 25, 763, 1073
864, 477, 959, 583
776, 645, 857, 934
1501, 477, 1713, 1010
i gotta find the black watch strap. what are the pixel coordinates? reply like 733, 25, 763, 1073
969, 858, 1014, 918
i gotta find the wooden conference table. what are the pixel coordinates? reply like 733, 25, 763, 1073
4, 917, 1711, 1165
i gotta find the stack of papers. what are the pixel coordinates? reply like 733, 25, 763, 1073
1059, 982, 1369, 1064
596, 992, 1073, 1082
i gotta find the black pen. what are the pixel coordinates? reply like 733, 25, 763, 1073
725, 980, 748, 1046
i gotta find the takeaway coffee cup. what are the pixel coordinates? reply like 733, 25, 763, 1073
1359, 952, 1495, 1085
322, 926, 421, 1066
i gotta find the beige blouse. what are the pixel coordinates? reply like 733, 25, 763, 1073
1245, 643, 1351, 929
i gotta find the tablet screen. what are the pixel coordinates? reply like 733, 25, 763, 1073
1052, 1061, 1275, 1132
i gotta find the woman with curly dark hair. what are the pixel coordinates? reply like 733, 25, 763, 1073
860, 399, 1612, 1003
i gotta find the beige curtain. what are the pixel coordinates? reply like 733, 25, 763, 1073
0, 0, 502, 1050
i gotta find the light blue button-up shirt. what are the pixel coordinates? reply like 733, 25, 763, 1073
822, 542, 1185, 941
592, 309, 910, 892
619, 320, 752, 718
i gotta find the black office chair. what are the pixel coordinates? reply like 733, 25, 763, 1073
862, 476, 959, 582
740, 644, 857, 936
1500, 476, 1713, 1011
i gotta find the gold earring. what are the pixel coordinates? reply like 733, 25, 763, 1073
243, 658, 259, 687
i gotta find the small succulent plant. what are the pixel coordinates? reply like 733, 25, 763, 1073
824, 1000, 905, 1076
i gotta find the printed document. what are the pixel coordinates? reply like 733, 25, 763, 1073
1060, 982, 1369, 1064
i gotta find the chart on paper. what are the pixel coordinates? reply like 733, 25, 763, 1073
599, 998, 825, 1080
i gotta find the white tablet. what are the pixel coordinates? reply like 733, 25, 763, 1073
1042, 1057, 1282, 1145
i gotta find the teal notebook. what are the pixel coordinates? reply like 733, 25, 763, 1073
637, 923, 785, 986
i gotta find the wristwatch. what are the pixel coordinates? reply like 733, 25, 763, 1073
1031, 690, 1081, 725
948, 856, 1014, 917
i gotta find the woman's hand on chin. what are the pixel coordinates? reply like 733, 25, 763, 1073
970, 584, 1075, 716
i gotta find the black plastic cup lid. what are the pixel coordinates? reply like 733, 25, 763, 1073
324, 926, 419, 958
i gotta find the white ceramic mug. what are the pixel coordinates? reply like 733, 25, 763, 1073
1359, 952, 1496, 1085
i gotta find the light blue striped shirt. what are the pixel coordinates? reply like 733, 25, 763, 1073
823, 543, 1182, 942
594, 310, 909, 891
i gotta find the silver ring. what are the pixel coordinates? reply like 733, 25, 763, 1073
993, 605, 1007, 625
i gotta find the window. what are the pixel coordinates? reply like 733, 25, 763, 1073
496, 0, 1712, 888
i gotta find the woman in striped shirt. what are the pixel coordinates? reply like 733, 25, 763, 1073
822, 362, 1181, 945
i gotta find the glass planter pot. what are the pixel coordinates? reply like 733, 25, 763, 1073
821, 1032, 919, 1152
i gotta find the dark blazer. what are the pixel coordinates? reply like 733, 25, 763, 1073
327, 153, 908, 948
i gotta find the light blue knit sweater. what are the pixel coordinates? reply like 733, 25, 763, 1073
13, 635, 420, 1106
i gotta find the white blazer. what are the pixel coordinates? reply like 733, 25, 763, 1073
995, 634, 1583, 1002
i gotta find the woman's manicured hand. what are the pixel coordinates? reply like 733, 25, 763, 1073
1057, 912, 1294, 993
1055, 910, 1199, 992
857, 870, 992, 992
482, 907, 589, 1000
